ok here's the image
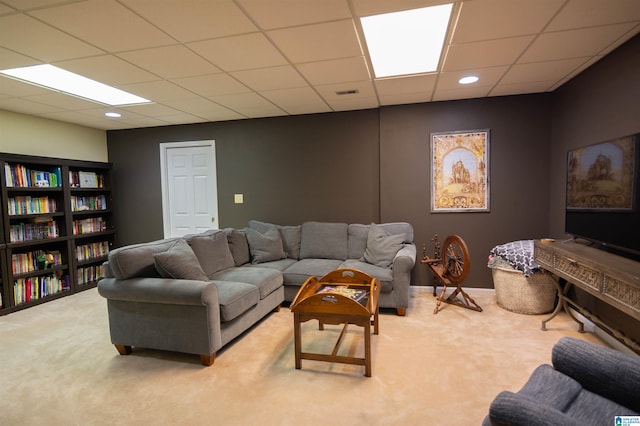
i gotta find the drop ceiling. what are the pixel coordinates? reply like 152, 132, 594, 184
0, 0, 638, 130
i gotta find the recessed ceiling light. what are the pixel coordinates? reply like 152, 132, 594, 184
459, 75, 479, 85
105, 112, 121, 118
361, 4, 454, 78
0, 64, 151, 106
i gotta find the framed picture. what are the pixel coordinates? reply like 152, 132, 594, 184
431, 129, 490, 212
566, 135, 637, 211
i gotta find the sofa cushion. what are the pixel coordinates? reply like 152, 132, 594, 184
347, 223, 370, 259
224, 228, 250, 266
153, 239, 209, 281
340, 259, 393, 292
214, 281, 260, 322
108, 238, 181, 279
279, 225, 301, 259
186, 231, 235, 278
282, 258, 343, 286
299, 221, 348, 260
246, 258, 297, 272
246, 227, 286, 264
362, 223, 406, 268
248, 220, 301, 259
212, 267, 283, 299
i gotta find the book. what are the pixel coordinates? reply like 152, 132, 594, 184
316, 285, 369, 304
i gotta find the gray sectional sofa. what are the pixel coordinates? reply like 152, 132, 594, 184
97, 220, 416, 365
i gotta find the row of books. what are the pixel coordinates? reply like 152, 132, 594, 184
13, 274, 71, 305
4, 164, 62, 188
76, 241, 110, 261
7, 195, 58, 216
72, 217, 107, 235
9, 220, 60, 243
71, 195, 107, 212
69, 171, 104, 188
77, 265, 104, 285
11, 250, 63, 274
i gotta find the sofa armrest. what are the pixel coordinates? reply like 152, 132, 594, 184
552, 336, 640, 412
390, 244, 417, 312
393, 243, 416, 267
486, 391, 583, 426
97, 277, 219, 307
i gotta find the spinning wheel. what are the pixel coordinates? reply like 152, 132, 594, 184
441, 235, 470, 284
421, 234, 482, 314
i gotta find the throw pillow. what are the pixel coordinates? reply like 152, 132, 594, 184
153, 239, 208, 281
246, 227, 286, 264
225, 228, 251, 266
187, 231, 235, 278
362, 223, 405, 268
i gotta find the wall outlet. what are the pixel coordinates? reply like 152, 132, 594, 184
234, 193, 244, 204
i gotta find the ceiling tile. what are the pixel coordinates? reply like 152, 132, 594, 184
30, 0, 175, 52
209, 92, 286, 118
520, 23, 638, 63
500, 57, 589, 85
117, 45, 221, 79
267, 20, 362, 63
1, 0, 72, 11
231, 65, 307, 91
547, 0, 640, 31
0, 46, 40, 69
375, 74, 437, 105
0, 96, 64, 114
489, 80, 555, 97
121, 0, 257, 42
297, 56, 371, 85
0, 75, 52, 97
188, 33, 288, 71
120, 80, 196, 102
54, 55, 158, 86
261, 87, 331, 115
315, 80, 377, 102
436, 66, 509, 91
443, 36, 534, 71
0, 3, 15, 14
119, 102, 185, 118
23, 92, 103, 110
351, 0, 452, 17
375, 74, 437, 96
173, 73, 250, 97
238, 0, 351, 30
0, 13, 102, 62
315, 81, 378, 111
432, 85, 492, 101
452, 0, 565, 43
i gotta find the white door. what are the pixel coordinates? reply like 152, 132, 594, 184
160, 141, 218, 238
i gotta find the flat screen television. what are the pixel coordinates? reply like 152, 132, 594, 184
564, 133, 640, 261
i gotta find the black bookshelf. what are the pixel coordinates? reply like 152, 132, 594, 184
0, 153, 117, 315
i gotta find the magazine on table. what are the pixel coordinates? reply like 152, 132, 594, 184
316, 285, 369, 305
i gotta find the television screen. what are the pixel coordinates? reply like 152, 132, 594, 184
565, 133, 640, 260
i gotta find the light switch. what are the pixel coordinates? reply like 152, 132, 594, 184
234, 193, 244, 204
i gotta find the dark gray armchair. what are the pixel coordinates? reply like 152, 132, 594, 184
483, 336, 640, 426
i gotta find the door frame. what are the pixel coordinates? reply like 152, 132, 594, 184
159, 140, 217, 238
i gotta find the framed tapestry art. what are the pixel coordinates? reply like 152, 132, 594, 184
566, 135, 637, 211
431, 129, 490, 212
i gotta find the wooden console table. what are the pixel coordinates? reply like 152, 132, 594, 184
534, 239, 640, 352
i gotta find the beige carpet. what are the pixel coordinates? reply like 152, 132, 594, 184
0, 286, 606, 425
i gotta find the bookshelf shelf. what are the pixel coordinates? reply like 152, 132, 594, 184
0, 153, 117, 316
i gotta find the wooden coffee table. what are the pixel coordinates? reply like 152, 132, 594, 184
290, 268, 380, 377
